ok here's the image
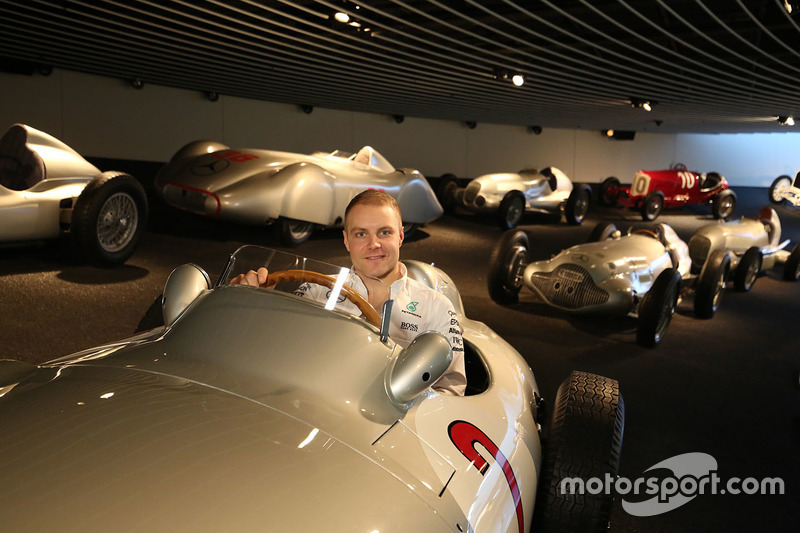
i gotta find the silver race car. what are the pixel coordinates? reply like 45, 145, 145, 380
155, 143, 443, 245
0, 123, 148, 265
0, 246, 624, 533
437, 166, 592, 229
489, 222, 730, 347
768, 172, 800, 208
688, 206, 800, 289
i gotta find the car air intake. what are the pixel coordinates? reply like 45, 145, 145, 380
529, 264, 609, 309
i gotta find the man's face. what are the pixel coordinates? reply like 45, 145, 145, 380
343, 203, 404, 280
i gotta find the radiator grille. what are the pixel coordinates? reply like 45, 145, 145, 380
530, 264, 609, 309
688, 235, 711, 265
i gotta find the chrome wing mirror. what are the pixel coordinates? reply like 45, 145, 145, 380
385, 331, 452, 405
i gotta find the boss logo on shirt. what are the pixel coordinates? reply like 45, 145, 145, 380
400, 321, 419, 332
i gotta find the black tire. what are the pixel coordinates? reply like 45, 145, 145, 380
277, 217, 314, 246
640, 190, 664, 221
733, 247, 762, 292
769, 175, 791, 205
534, 371, 624, 533
711, 189, 736, 219
487, 230, 529, 304
564, 185, 591, 225
599, 177, 620, 206
436, 173, 459, 212
637, 268, 680, 347
694, 249, 730, 318
588, 222, 617, 242
496, 190, 526, 230
71, 171, 148, 266
784, 243, 800, 281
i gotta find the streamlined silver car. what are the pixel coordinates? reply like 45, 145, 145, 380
0, 123, 147, 265
155, 143, 443, 245
437, 167, 592, 229
0, 246, 624, 533
688, 206, 800, 289
489, 222, 730, 347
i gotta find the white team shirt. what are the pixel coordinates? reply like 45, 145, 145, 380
293, 263, 466, 396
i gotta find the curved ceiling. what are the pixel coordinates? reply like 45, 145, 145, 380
1, 0, 799, 134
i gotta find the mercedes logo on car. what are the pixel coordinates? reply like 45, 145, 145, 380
191, 158, 230, 175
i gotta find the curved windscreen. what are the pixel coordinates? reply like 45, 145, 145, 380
218, 245, 378, 325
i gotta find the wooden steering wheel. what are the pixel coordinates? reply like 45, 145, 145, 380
631, 228, 659, 240
266, 269, 382, 327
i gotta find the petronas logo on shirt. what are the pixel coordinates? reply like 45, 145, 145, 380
406, 301, 419, 312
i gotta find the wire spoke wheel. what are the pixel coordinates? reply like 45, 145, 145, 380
96, 192, 138, 253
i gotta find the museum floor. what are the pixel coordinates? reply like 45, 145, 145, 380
1, 186, 796, 531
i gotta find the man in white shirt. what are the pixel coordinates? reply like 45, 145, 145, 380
232, 189, 466, 396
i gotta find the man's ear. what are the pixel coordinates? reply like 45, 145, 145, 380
343, 229, 350, 252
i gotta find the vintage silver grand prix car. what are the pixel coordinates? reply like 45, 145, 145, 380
437, 167, 592, 229
0, 246, 624, 532
0, 123, 148, 265
768, 172, 800, 207
688, 206, 800, 289
489, 223, 730, 347
154, 143, 443, 245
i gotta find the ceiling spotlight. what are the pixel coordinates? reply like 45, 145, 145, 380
129, 78, 144, 90
630, 97, 655, 111
526, 125, 542, 135
785, 1, 800, 14
492, 67, 525, 86
299, 104, 314, 114
205, 91, 219, 102
393, 114, 404, 124
778, 116, 795, 126
330, 4, 371, 33
604, 129, 615, 137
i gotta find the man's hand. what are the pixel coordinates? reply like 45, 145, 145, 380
230, 267, 269, 287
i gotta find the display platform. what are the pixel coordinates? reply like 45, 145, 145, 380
0, 186, 796, 531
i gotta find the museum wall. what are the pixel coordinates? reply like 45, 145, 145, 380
2, 68, 798, 187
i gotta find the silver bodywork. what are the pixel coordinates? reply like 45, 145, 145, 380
523, 225, 691, 315
155, 143, 443, 228
688, 209, 790, 271
455, 167, 573, 215
0, 124, 99, 242
0, 247, 542, 532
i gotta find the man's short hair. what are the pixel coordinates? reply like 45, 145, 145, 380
344, 189, 402, 228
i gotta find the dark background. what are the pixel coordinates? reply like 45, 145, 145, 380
1, 170, 797, 531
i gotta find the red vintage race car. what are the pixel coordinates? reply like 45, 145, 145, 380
599, 166, 736, 221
